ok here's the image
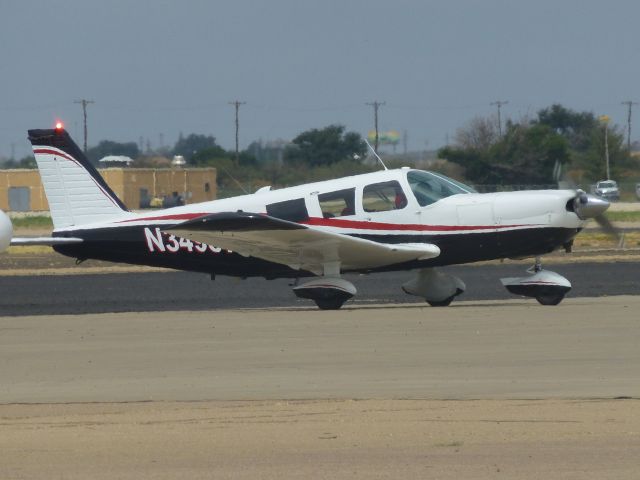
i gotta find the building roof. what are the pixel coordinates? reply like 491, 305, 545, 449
99, 155, 133, 165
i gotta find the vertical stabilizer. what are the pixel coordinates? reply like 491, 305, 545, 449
28, 127, 129, 229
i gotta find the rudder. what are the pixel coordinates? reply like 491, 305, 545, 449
28, 127, 129, 229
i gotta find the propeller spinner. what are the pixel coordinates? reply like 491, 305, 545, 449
571, 190, 620, 241
572, 191, 610, 220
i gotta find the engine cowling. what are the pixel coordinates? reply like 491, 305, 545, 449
402, 268, 466, 305
0, 209, 13, 253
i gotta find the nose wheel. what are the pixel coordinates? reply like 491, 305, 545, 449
501, 257, 572, 306
535, 294, 566, 306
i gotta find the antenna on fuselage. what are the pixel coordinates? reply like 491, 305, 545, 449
218, 165, 249, 194
364, 139, 388, 171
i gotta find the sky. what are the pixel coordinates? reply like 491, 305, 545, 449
1, 0, 639, 159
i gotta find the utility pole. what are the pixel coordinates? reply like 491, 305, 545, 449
74, 99, 95, 153
621, 100, 638, 152
599, 115, 611, 180
366, 101, 385, 152
229, 100, 246, 166
490, 100, 508, 136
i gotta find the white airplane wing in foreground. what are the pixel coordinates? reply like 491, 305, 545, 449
168, 212, 440, 275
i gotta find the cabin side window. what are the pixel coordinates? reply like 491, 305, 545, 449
318, 188, 356, 218
362, 180, 407, 213
266, 198, 309, 222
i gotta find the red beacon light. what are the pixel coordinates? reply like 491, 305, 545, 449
55, 121, 64, 131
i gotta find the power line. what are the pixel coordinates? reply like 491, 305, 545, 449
490, 100, 509, 136
621, 100, 638, 152
229, 100, 246, 166
366, 101, 385, 152
73, 99, 95, 153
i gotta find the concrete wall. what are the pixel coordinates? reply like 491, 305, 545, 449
0, 168, 217, 211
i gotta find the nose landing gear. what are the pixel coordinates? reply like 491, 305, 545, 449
501, 257, 572, 306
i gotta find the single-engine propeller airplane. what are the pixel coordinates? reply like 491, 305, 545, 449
0, 125, 611, 309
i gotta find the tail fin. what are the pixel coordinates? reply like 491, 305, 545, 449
28, 127, 129, 229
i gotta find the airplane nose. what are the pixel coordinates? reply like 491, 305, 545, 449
573, 192, 610, 219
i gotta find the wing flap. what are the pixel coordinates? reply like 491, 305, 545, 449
167, 212, 440, 273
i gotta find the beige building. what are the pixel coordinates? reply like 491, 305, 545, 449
0, 168, 217, 212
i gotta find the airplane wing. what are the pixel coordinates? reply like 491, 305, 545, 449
167, 212, 440, 275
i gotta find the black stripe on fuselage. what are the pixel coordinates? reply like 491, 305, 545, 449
352, 227, 579, 269
51, 225, 579, 278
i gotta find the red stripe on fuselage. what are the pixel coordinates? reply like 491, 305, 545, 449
303, 217, 532, 232
112, 212, 537, 231
117, 213, 208, 223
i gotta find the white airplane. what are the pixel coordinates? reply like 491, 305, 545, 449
0, 125, 610, 309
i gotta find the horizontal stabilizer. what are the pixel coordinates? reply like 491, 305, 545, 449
10, 237, 84, 246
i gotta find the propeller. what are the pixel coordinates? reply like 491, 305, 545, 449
570, 190, 622, 243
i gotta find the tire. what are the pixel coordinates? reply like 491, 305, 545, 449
315, 298, 346, 310
536, 294, 565, 306
427, 296, 455, 307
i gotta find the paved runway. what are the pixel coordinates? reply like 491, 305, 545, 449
0, 261, 639, 315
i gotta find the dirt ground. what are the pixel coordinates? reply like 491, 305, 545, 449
1, 399, 638, 480
1, 298, 640, 479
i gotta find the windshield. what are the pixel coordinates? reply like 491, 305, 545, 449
598, 181, 616, 188
407, 170, 476, 207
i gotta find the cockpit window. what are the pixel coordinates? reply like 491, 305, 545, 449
407, 170, 476, 207
363, 180, 408, 212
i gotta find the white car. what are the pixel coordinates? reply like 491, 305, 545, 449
595, 180, 620, 201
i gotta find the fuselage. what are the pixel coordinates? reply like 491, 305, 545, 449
52, 168, 584, 278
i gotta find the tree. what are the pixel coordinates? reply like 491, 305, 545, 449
172, 134, 222, 163
87, 140, 140, 164
578, 123, 629, 181
0, 155, 36, 169
190, 145, 229, 166
490, 122, 570, 184
439, 116, 570, 185
535, 104, 598, 153
536, 105, 635, 181
453, 115, 499, 151
284, 125, 367, 167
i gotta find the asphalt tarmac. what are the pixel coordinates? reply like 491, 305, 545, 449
0, 261, 638, 315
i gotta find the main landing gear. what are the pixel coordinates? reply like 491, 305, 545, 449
292, 277, 357, 310
501, 257, 572, 306
402, 268, 466, 307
